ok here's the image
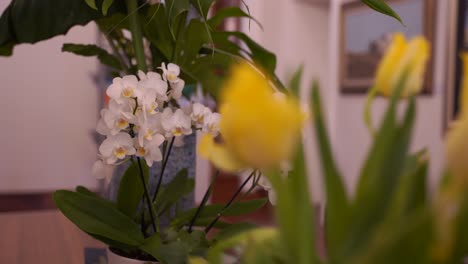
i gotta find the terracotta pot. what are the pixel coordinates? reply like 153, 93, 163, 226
106, 248, 159, 264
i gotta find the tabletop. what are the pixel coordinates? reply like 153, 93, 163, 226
0, 210, 104, 264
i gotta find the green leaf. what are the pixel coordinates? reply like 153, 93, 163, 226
450, 193, 468, 263
174, 20, 210, 66
213, 31, 277, 74
348, 208, 432, 264
75, 185, 99, 198
208, 7, 262, 29
343, 95, 416, 259
155, 168, 194, 216
144, 5, 174, 59
189, 217, 231, 229
181, 51, 235, 98
171, 198, 268, 228
75, 185, 118, 208
190, 0, 216, 19
207, 228, 278, 264
85, 0, 98, 10
361, 0, 403, 24
53, 190, 144, 246
166, 0, 190, 28
271, 142, 316, 264
117, 160, 149, 218
213, 222, 258, 242
139, 234, 164, 262
102, 0, 114, 15
0, 0, 126, 55
62, 43, 122, 70
288, 66, 303, 97
311, 83, 349, 257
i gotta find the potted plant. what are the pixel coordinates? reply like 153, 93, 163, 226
0, 0, 276, 263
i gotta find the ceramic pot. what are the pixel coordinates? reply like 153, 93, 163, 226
107, 248, 159, 264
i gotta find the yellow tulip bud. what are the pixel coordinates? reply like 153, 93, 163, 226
198, 63, 303, 171
374, 33, 430, 97
446, 53, 468, 185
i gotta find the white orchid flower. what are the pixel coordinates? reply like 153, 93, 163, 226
134, 135, 165, 166
106, 75, 139, 104
96, 100, 135, 136
99, 132, 136, 165
135, 112, 163, 147
202, 112, 221, 136
191, 103, 212, 128
160, 62, 181, 83
137, 71, 169, 104
92, 159, 114, 181
169, 79, 185, 100
161, 108, 192, 137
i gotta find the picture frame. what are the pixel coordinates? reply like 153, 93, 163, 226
340, 0, 436, 94
446, 0, 467, 127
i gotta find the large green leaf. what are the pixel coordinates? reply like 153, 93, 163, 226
311, 83, 350, 258
190, 0, 216, 19
154, 168, 194, 216
285, 143, 317, 264
53, 190, 144, 246
139, 234, 164, 262
173, 19, 210, 67
144, 4, 175, 60
361, 0, 403, 24
170, 198, 268, 228
116, 160, 149, 218
181, 51, 235, 98
212, 31, 276, 74
62, 43, 122, 70
0, 0, 125, 56
208, 7, 261, 29
166, 0, 190, 31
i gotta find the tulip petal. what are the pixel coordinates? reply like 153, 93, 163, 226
198, 134, 244, 172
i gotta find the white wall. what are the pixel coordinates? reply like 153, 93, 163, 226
329, 0, 450, 195
243, 0, 330, 202
0, 1, 100, 192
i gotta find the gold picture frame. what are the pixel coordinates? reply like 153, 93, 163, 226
340, 0, 436, 94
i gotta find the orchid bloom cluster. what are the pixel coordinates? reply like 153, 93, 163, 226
92, 63, 220, 179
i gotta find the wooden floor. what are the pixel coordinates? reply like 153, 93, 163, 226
0, 210, 103, 264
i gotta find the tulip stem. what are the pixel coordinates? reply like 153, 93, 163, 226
364, 85, 378, 137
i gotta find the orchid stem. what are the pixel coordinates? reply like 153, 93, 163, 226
152, 136, 176, 202
136, 157, 157, 234
204, 171, 256, 233
188, 170, 220, 233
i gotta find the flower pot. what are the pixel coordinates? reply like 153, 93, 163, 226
107, 247, 159, 264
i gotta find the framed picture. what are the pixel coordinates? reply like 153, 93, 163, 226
447, 0, 468, 125
340, 0, 436, 94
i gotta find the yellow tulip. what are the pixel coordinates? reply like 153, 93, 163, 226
198, 63, 303, 172
446, 53, 468, 185
374, 33, 430, 97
